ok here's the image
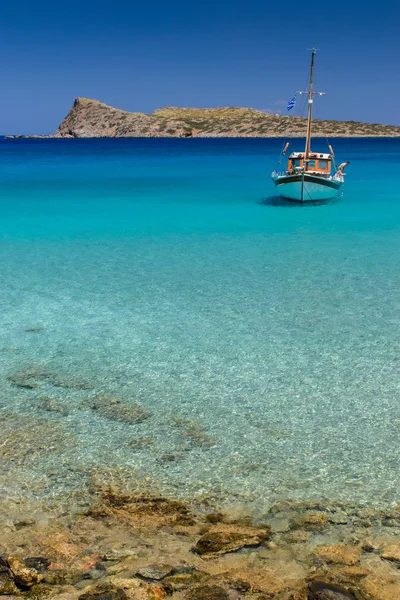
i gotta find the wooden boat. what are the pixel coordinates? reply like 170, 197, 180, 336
271, 49, 349, 202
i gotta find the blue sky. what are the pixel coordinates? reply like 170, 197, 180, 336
1, 0, 399, 133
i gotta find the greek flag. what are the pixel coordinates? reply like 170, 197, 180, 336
287, 95, 296, 111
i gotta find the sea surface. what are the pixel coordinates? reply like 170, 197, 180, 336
1, 137, 400, 515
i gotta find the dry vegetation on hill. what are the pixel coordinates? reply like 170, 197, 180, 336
52, 97, 400, 138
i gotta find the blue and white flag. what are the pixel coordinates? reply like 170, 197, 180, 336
287, 95, 296, 111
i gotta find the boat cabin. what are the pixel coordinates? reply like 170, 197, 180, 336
287, 152, 332, 176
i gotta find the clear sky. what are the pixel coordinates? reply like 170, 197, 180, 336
1, 0, 399, 134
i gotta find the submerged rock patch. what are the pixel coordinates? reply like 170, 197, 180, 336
7, 365, 93, 391
0, 414, 75, 466
128, 437, 155, 451
7, 366, 52, 389
37, 396, 69, 415
308, 580, 356, 599
313, 545, 362, 566
193, 524, 271, 557
87, 394, 151, 425
185, 585, 229, 600
173, 417, 215, 449
79, 581, 127, 600
5, 554, 43, 588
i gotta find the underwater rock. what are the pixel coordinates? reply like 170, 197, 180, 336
26, 583, 57, 600
14, 519, 37, 530
0, 571, 20, 595
37, 397, 69, 415
280, 530, 311, 544
7, 366, 52, 389
128, 438, 154, 451
24, 559, 51, 573
7, 365, 92, 391
162, 572, 205, 593
50, 377, 93, 390
0, 414, 74, 467
185, 585, 229, 600
205, 513, 224, 524
88, 395, 151, 424
313, 545, 362, 566
381, 544, 400, 563
145, 583, 167, 600
173, 418, 215, 449
6, 554, 42, 588
327, 512, 349, 525
292, 512, 329, 531
193, 526, 270, 557
87, 488, 197, 528
43, 569, 90, 586
157, 452, 184, 463
308, 581, 356, 599
135, 565, 174, 581
79, 582, 127, 600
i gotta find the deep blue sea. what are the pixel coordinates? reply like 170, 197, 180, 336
1, 137, 400, 514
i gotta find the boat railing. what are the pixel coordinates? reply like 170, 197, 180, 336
332, 173, 344, 182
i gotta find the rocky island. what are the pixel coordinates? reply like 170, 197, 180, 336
42, 98, 400, 138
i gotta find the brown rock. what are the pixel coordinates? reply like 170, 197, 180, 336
382, 544, 400, 563
340, 565, 370, 580
193, 527, 270, 557
79, 582, 128, 600
292, 512, 329, 531
0, 572, 19, 595
27, 584, 57, 600
6, 555, 42, 588
185, 585, 229, 600
144, 584, 166, 600
280, 530, 311, 544
313, 545, 362, 566
361, 577, 400, 600
44, 569, 89, 586
205, 513, 224, 524
135, 565, 174, 581
308, 580, 356, 599
162, 573, 205, 593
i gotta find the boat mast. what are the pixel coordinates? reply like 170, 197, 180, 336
304, 48, 316, 165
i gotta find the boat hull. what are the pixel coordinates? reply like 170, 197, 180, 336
272, 174, 342, 202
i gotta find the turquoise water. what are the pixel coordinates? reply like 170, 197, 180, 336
1, 138, 400, 512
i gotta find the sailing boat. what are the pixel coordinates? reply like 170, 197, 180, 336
271, 49, 349, 202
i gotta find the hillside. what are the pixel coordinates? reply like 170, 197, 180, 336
53, 97, 400, 138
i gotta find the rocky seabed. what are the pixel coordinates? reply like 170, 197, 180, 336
1, 487, 400, 600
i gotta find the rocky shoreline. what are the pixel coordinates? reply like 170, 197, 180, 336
6, 98, 400, 139
1, 484, 400, 600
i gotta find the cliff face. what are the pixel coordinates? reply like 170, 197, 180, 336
55, 98, 400, 138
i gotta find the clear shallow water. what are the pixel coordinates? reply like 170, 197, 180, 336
1, 138, 400, 513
